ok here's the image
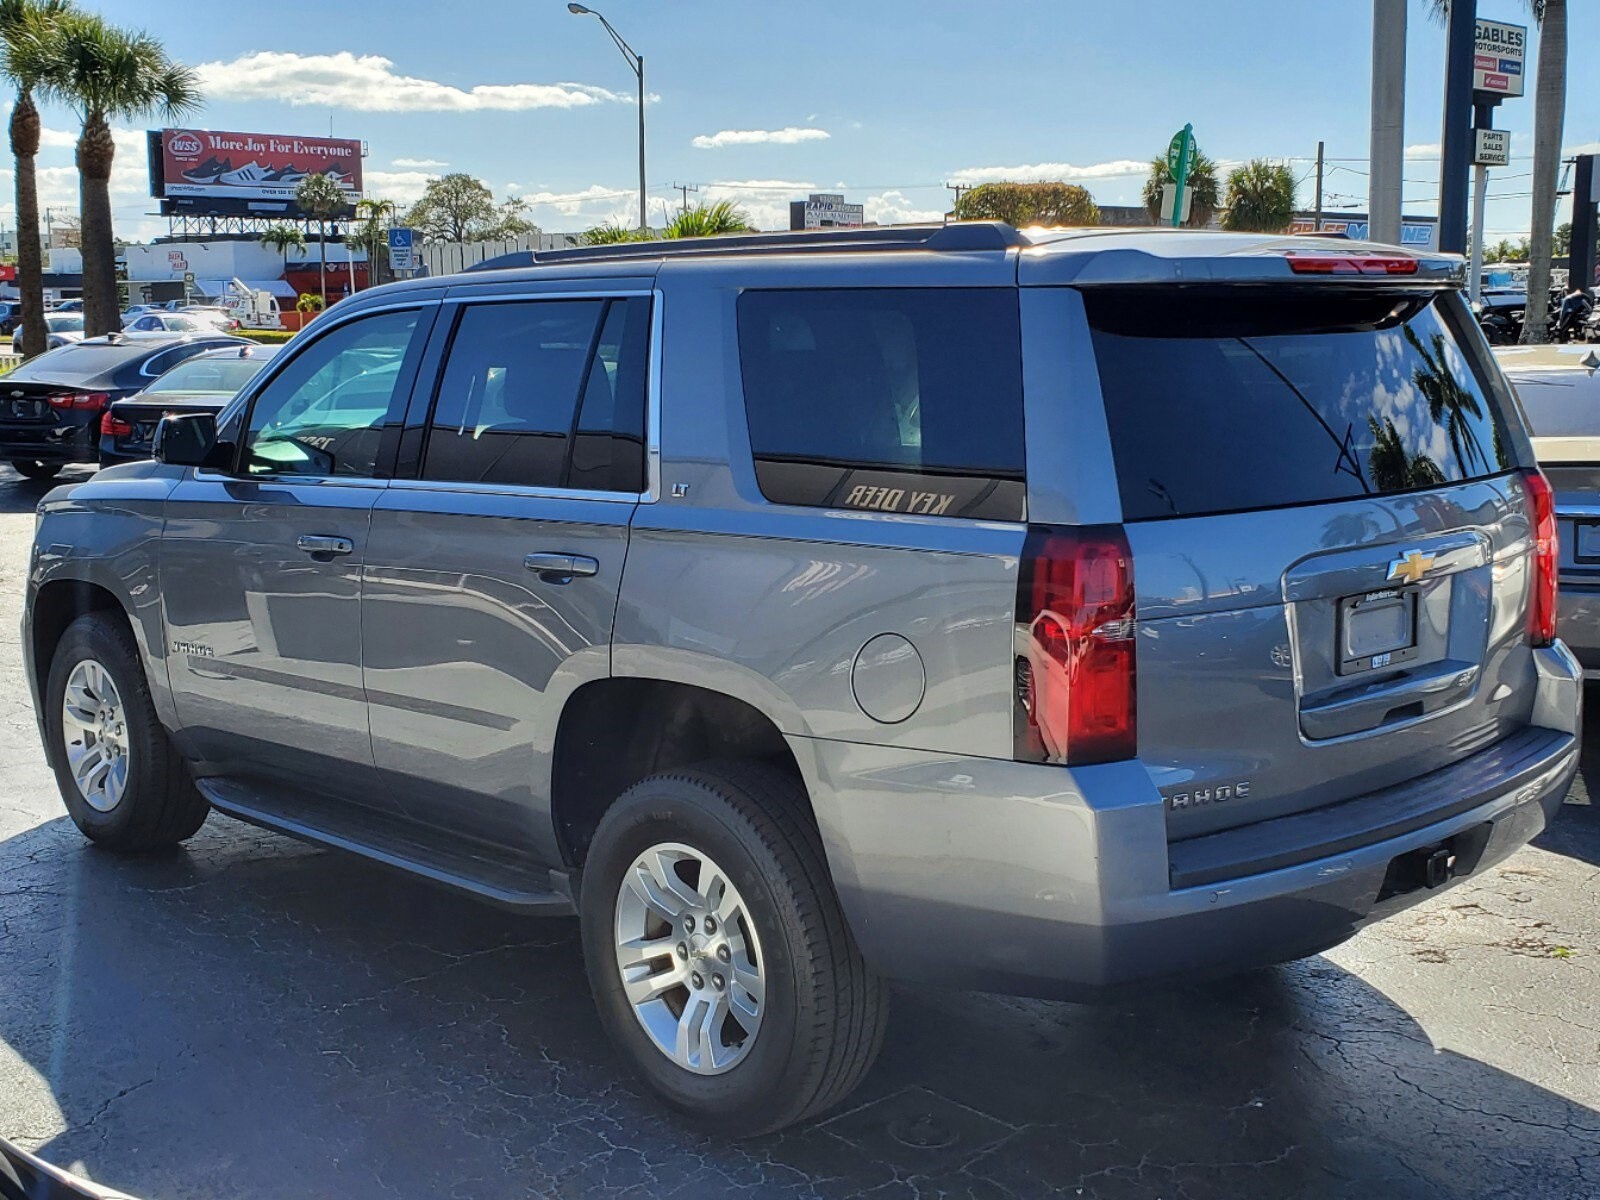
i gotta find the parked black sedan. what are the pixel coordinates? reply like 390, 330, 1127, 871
0, 331, 247, 479
99, 342, 280, 465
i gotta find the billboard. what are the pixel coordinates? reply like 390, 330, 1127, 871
1473, 19, 1525, 99
150, 128, 362, 215
790, 193, 865, 231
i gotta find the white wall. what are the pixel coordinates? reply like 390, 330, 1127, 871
123, 241, 286, 282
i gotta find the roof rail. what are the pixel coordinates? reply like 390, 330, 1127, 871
460, 222, 1027, 273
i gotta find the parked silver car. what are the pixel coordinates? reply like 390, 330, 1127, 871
23, 225, 1581, 1135
1498, 343, 1600, 677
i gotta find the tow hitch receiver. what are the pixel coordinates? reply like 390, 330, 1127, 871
1377, 823, 1493, 902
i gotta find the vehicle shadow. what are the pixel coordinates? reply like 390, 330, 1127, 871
0, 812, 1594, 1200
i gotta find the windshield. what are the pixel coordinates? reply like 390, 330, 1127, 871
1088, 289, 1521, 520
45, 315, 84, 332
144, 354, 269, 397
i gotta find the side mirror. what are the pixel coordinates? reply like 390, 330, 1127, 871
153, 412, 229, 469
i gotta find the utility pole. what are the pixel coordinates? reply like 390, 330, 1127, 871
1369, 0, 1407, 245
1438, 0, 1477, 254
671, 182, 699, 216
1569, 154, 1597, 291
1313, 141, 1325, 230
1468, 99, 1494, 301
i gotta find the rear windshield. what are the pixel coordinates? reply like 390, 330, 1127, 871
4, 343, 135, 381
1502, 371, 1600, 438
1087, 289, 1519, 520
144, 354, 268, 397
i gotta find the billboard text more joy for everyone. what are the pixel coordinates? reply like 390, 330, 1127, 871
156, 128, 364, 203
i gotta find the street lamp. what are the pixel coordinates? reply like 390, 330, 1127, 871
569, 3, 647, 233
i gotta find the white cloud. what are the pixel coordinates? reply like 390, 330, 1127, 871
948, 159, 1148, 186
392, 157, 447, 168
363, 170, 438, 205
863, 190, 944, 225
692, 127, 830, 150
195, 50, 632, 113
1404, 143, 1441, 159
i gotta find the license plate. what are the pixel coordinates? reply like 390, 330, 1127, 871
1337, 587, 1420, 675
6, 399, 42, 419
1576, 519, 1600, 563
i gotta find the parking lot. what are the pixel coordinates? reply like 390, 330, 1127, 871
0, 463, 1594, 1200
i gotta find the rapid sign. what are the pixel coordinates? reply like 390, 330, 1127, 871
1473, 18, 1525, 99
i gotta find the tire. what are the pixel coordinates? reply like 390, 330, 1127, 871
579, 761, 888, 1137
10, 460, 61, 481
43, 612, 209, 851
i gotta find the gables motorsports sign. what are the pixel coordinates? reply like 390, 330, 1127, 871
1473, 19, 1526, 99
151, 128, 363, 213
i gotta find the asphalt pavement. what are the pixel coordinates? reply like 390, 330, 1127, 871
0, 463, 1596, 1200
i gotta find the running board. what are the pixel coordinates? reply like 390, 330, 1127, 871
197, 778, 575, 915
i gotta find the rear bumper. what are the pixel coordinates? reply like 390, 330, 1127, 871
800, 642, 1582, 1000
0, 417, 99, 464
1556, 576, 1600, 677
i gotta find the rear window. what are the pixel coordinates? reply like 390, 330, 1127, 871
737, 288, 1025, 520
4, 343, 136, 381
1087, 289, 1518, 520
1503, 370, 1600, 439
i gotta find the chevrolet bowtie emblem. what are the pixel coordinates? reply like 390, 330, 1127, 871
1387, 549, 1436, 585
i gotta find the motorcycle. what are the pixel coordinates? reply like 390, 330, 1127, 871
1553, 288, 1595, 343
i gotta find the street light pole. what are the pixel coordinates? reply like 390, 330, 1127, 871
569, 4, 647, 233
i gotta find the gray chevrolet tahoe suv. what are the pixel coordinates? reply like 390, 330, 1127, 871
23, 223, 1582, 1135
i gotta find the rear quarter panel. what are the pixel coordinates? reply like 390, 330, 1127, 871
613, 254, 1025, 760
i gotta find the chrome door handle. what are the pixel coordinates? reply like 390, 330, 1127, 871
296, 534, 354, 557
524, 552, 599, 580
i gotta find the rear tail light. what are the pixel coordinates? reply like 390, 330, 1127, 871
1014, 524, 1137, 766
102, 414, 135, 438
1523, 469, 1558, 647
46, 391, 111, 410
1285, 254, 1419, 275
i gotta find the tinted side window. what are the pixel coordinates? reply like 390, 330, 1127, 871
736, 288, 1026, 520
421, 297, 648, 491
569, 297, 650, 493
242, 309, 420, 478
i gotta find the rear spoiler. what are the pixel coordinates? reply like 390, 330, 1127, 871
1020, 235, 1465, 289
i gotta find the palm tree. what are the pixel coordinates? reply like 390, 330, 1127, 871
294, 172, 346, 307
353, 197, 395, 290
260, 221, 305, 286
663, 200, 752, 239
34, 11, 198, 335
0, 0, 72, 359
1521, 0, 1562, 343
1142, 149, 1219, 228
1220, 160, 1297, 233
581, 222, 647, 245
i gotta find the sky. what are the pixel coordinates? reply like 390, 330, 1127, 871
5, 0, 1596, 245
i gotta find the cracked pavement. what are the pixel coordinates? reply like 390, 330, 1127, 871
0, 465, 1596, 1199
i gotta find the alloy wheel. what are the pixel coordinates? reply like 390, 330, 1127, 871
613, 841, 765, 1075
60, 658, 131, 813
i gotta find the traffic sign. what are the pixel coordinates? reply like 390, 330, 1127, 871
1166, 124, 1196, 228
387, 227, 415, 272
1167, 128, 1196, 177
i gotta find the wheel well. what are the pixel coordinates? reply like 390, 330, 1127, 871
551, 678, 805, 866
31, 579, 129, 688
